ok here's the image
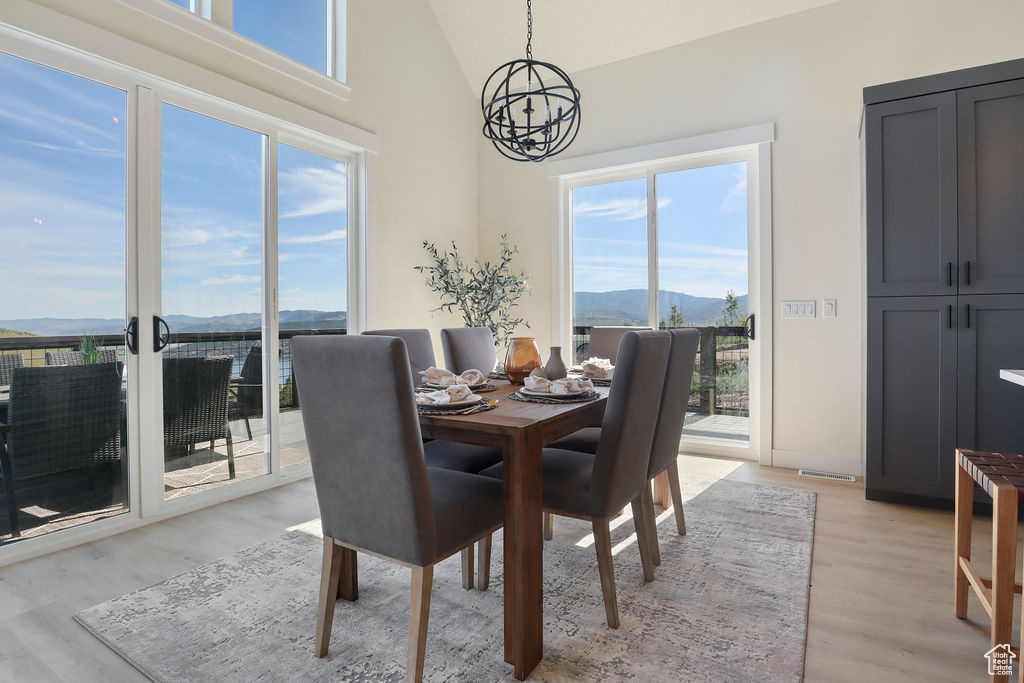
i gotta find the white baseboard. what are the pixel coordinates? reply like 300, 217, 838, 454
771, 448, 862, 478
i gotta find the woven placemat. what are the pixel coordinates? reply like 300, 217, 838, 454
416, 399, 497, 416
488, 371, 508, 380
567, 371, 611, 386
416, 383, 498, 393
507, 390, 601, 404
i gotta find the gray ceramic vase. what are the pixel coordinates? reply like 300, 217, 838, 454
544, 346, 567, 381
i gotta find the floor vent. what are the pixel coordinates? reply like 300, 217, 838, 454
798, 469, 856, 483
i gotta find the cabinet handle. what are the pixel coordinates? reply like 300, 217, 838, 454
947, 262, 953, 287
948, 304, 953, 329
965, 303, 971, 329
965, 260, 971, 286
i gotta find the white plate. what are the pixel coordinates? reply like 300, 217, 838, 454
423, 382, 488, 390
418, 394, 483, 409
520, 388, 586, 398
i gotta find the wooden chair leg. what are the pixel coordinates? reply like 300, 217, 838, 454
653, 469, 672, 508
336, 547, 358, 601
640, 482, 661, 566
954, 459, 974, 619
407, 565, 433, 683
667, 461, 686, 535
477, 535, 491, 591
543, 512, 553, 541
592, 518, 620, 628
461, 545, 474, 590
315, 537, 343, 657
991, 485, 1018, 653
630, 495, 655, 582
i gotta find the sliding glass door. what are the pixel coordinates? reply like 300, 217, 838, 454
570, 154, 760, 458
0, 52, 131, 543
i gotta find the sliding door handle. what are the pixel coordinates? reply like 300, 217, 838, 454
744, 314, 755, 341
153, 316, 170, 352
125, 317, 139, 355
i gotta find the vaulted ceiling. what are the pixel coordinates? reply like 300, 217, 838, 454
426, 0, 843, 90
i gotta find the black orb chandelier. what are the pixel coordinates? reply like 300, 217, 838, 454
480, 0, 581, 162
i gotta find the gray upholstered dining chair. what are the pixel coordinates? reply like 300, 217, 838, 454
548, 329, 699, 564
291, 334, 504, 681
0, 353, 24, 386
362, 329, 436, 378
587, 326, 651, 363
480, 329, 670, 628
440, 327, 497, 374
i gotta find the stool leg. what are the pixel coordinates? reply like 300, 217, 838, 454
991, 485, 1018, 659
955, 460, 975, 619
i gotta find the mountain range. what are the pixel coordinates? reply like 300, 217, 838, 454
574, 289, 748, 327
0, 310, 347, 337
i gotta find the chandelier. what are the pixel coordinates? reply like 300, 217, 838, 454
480, 0, 581, 162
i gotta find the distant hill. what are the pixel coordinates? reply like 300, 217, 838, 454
0, 328, 36, 337
574, 289, 747, 327
0, 311, 347, 336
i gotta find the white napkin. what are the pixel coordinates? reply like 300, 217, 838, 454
420, 367, 457, 386
581, 357, 614, 379
456, 369, 486, 386
524, 376, 593, 394
415, 384, 474, 405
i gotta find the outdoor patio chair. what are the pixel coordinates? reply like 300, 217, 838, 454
228, 345, 263, 441
45, 348, 119, 366
0, 362, 124, 537
163, 356, 236, 479
0, 353, 24, 385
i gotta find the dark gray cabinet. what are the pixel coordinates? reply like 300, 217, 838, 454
866, 93, 957, 297
958, 79, 1024, 294
866, 298, 957, 500
865, 60, 1024, 506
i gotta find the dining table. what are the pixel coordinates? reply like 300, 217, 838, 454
417, 380, 609, 680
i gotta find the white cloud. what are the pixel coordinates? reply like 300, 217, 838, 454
573, 197, 670, 222
200, 274, 261, 286
279, 229, 346, 244
720, 166, 747, 213
279, 163, 348, 218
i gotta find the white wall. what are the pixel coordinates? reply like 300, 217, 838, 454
477, 0, 1024, 475
4, 0, 479, 360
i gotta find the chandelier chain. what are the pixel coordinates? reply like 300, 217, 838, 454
525, 0, 533, 60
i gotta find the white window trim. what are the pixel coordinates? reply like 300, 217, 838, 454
111, 0, 350, 98
548, 124, 774, 465
0, 7, 372, 566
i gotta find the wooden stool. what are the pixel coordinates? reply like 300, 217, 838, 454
955, 449, 1024, 681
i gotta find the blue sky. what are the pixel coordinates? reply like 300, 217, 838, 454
572, 161, 748, 299
0, 49, 346, 324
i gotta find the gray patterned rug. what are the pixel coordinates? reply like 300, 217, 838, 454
75, 479, 815, 681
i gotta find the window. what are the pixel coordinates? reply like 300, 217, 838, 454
0, 51, 130, 542
234, 0, 329, 74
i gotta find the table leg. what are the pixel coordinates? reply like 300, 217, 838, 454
991, 485, 1017, 664
954, 459, 974, 618
503, 430, 543, 680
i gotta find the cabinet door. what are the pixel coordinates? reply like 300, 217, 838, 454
958, 79, 1024, 294
866, 93, 957, 297
957, 294, 1024, 453
867, 297, 957, 499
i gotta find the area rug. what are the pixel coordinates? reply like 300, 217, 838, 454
75, 479, 816, 681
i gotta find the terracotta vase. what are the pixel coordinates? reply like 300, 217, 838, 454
505, 337, 542, 385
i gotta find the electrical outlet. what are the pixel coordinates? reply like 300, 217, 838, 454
782, 300, 816, 318
823, 299, 837, 317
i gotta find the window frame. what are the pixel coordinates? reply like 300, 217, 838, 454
0, 10, 372, 565
548, 125, 774, 465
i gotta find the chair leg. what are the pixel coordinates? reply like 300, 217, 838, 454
991, 485, 1017, 652
592, 518, 619, 628
477, 535, 491, 591
1, 447, 19, 538
336, 547, 358, 601
407, 565, 433, 683
225, 429, 236, 480
630, 496, 655, 582
461, 545, 474, 590
667, 461, 686, 535
653, 469, 672, 508
244, 415, 252, 441
543, 512, 553, 541
315, 536, 343, 658
640, 482, 661, 567
954, 458, 974, 619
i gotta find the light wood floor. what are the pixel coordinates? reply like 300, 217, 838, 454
0, 454, 1011, 681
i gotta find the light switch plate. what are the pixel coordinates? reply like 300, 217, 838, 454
823, 299, 837, 317
782, 300, 816, 318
